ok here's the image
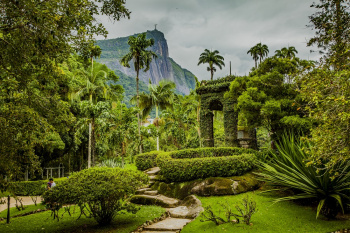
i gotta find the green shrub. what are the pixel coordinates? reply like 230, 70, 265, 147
42, 167, 148, 225
156, 147, 257, 182
8, 178, 66, 196
258, 134, 350, 219
135, 151, 163, 170
167, 147, 258, 159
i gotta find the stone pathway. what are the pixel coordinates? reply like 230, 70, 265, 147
131, 167, 203, 233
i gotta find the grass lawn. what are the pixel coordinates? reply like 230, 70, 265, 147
182, 191, 350, 233
0, 204, 165, 233
0, 203, 47, 219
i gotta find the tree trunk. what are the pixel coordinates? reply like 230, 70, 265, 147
136, 67, 143, 154
92, 118, 95, 167
156, 106, 159, 151
211, 69, 214, 81
335, 0, 342, 70
197, 105, 201, 147
88, 122, 92, 168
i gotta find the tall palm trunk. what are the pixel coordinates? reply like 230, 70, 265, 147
88, 122, 92, 168
88, 57, 94, 168
156, 105, 159, 151
92, 118, 95, 166
136, 65, 142, 154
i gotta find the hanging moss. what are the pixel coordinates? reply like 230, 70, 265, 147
197, 75, 239, 147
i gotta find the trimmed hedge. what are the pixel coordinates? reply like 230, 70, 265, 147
135, 151, 163, 171
8, 178, 66, 196
156, 147, 257, 182
166, 147, 259, 159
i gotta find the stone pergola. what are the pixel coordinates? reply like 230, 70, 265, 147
196, 76, 239, 147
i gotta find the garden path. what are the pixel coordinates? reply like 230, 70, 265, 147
131, 167, 203, 233
0, 196, 40, 212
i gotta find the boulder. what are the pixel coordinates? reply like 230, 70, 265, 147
151, 172, 261, 199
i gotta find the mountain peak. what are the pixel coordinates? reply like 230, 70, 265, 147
96, 31, 196, 96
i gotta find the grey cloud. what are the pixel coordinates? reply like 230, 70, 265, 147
96, 0, 319, 80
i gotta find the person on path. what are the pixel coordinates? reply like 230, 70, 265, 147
47, 178, 56, 190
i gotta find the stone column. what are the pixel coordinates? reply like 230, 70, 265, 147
248, 128, 258, 150
223, 101, 239, 147
200, 108, 214, 147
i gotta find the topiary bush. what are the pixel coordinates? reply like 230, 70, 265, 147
135, 151, 163, 170
166, 147, 259, 159
156, 147, 257, 182
42, 167, 149, 225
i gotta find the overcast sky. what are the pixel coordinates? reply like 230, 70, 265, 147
96, 0, 319, 80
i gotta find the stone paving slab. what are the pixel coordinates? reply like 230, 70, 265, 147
144, 190, 158, 196
141, 231, 177, 233
149, 175, 157, 181
146, 167, 161, 175
130, 195, 180, 208
136, 188, 152, 194
168, 206, 190, 219
144, 218, 191, 231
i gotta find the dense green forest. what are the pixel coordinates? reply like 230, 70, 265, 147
1, 0, 350, 197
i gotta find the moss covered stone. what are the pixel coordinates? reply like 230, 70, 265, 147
151, 172, 261, 199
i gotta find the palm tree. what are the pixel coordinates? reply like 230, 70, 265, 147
132, 80, 176, 151
198, 49, 225, 81
274, 48, 287, 58
275, 46, 298, 59
72, 62, 112, 168
285, 46, 298, 59
247, 46, 259, 68
255, 43, 269, 64
120, 32, 158, 154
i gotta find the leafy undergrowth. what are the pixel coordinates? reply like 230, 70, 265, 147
182, 192, 350, 233
0, 191, 11, 198
0, 205, 165, 233
123, 163, 137, 171
0, 203, 46, 219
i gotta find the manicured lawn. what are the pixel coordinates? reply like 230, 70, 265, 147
0, 203, 46, 219
182, 191, 350, 233
0, 205, 165, 233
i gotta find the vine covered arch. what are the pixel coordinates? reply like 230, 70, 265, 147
196, 76, 238, 147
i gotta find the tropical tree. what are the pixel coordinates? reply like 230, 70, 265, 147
132, 80, 176, 151
308, 0, 350, 70
0, 0, 129, 183
72, 59, 119, 167
198, 49, 225, 80
120, 33, 158, 154
248, 43, 269, 67
256, 43, 269, 64
275, 46, 298, 59
247, 46, 259, 68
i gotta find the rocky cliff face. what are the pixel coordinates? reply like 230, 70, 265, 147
96, 30, 196, 95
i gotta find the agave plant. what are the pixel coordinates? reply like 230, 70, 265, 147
257, 134, 350, 219
99, 158, 124, 168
